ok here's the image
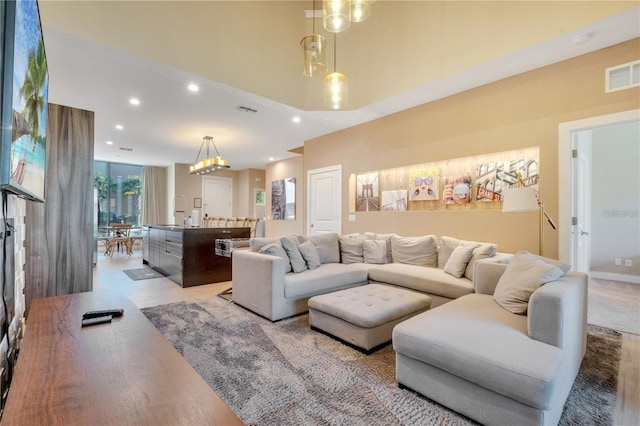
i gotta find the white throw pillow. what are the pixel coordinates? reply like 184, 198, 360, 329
391, 235, 438, 267
493, 251, 570, 315
438, 236, 461, 269
443, 244, 478, 278
363, 240, 389, 264
339, 236, 365, 264
464, 243, 498, 281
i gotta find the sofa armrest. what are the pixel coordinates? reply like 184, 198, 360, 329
528, 272, 588, 355
473, 261, 508, 295
232, 249, 287, 320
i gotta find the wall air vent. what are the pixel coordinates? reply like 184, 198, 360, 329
605, 60, 640, 93
118, 147, 135, 152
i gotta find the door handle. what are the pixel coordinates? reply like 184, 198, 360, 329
581, 231, 589, 236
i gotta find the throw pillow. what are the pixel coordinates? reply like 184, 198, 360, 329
438, 236, 461, 269
363, 240, 389, 264
443, 244, 478, 278
281, 236, 307, 273
493, 251, 569, 315
338, 236, 365, 264
464, 243, 498, 281
307, 233, 340, 264
259, 243, 292, 273
298, 241, 321, 270
391, 235, 438, 267
250, 237, 276, 252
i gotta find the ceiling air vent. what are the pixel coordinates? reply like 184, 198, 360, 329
118, 147, 135, 152
237, 106, 257, 113
605, 60, 640, 93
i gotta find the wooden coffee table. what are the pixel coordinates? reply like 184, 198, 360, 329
2, 291, 243, 425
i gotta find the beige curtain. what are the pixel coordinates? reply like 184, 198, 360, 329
142, 166, 161, 225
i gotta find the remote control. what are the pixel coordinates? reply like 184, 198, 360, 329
82, 309, 124, 320
81, 315, 113, 327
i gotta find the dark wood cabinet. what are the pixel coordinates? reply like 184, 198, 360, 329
144, 226, 249, 287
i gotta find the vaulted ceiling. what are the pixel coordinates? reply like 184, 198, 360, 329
39, 1, 639, 168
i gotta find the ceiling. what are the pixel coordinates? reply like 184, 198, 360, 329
38, 1, 639, 170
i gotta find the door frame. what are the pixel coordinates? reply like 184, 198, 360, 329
306, 164, 342, 236
201, 175, 233, 218
558, 109, 639, 265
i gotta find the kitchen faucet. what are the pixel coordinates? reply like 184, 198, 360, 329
172, 195, 187, 225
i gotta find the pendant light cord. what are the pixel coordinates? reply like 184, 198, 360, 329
333, 33, 337, 73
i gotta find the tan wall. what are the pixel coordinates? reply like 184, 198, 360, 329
303, 39, 640, 258
234, 168, 266, 218
266, 156, 304, 237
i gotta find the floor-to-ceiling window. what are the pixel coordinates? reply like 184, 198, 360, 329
94, 161, 143, 234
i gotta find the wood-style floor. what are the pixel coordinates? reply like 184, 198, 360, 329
93, 251, 640, 425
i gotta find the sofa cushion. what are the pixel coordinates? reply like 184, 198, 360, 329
259, 243, 292, 273
393, 294, 564, 410
363, 240, 389, 264
443, 244, 477, 278
368, 263, 474, 299
494, 251, 569, 315
281, 236, 307, 273
391, 235, 438, 267
298, 241, 321, 270
302, 233, 340, 264
339, 236, 365, 264
284, 263, 369, 299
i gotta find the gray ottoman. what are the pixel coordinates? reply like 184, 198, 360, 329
308, 283, 431, 352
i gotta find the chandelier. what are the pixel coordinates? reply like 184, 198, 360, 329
323, 0, 371, 33
188, 136, 230, 175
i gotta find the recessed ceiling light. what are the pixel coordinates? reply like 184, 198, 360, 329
269, 157, 274, 161
129, 98, 140, 105
115, 124, 124, 130
106, 140, 113, 145
188, 83, 199, 92
292, 116, 301, 123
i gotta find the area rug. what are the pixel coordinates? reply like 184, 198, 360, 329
123, 267, 164, 281
142, 297, 622, 425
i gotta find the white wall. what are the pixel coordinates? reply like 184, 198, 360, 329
590, 121, 640, 277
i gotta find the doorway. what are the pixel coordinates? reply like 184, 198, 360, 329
307, 165, 342, 235
559, 109, 639, 283
202, 176, 233, 218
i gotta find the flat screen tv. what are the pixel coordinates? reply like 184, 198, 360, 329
0, 0, 48, 202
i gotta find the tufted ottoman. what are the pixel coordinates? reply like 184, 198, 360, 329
308, 283, 432, 352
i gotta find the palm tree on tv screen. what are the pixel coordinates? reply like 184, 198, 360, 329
19, 39, 47, 147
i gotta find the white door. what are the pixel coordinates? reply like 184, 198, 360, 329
202, 176, 232, 218
570, 130, 592, 274
307, 165, 341, 235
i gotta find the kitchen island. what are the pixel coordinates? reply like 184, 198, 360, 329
143, 225, 250, 287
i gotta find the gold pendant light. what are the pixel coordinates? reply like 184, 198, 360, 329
323, 0, 351, 33
324, 34, 347, 109
351, 0, 371, 23
301, 0, 327, 77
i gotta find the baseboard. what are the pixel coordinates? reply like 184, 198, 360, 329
589, 271, 640, 284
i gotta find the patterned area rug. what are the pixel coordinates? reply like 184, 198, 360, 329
142, 297, 622, 425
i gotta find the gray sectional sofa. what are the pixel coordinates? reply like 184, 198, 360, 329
393, 259, 588, 426
231, 232, 588, 426
232, 232, 506, 321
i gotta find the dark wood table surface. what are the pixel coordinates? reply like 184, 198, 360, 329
1, 291, 243, 425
